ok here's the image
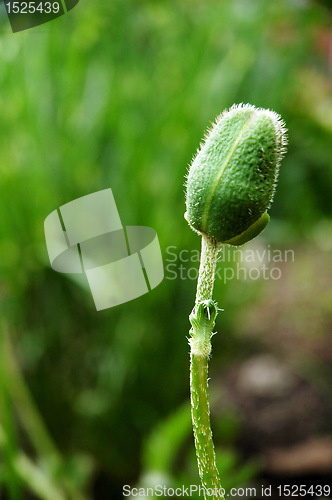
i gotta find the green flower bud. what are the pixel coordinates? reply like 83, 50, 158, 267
185, 104, 287, 245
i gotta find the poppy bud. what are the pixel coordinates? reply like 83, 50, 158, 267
185, 104, 287, 245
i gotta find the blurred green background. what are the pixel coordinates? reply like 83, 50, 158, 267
0, 0, 332, 498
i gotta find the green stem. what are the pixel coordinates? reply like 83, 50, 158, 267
195, 235, 218, 306
189, 235, 224, 500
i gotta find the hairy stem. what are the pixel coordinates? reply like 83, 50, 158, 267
195, 235, 218, 305
189, 235, 224, 500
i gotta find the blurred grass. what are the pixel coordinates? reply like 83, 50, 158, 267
0, 0, 332, 498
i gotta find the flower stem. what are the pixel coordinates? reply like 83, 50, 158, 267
195, 235, 219, 305
189, 235, 224, 500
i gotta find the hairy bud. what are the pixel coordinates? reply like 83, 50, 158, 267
185, 104, 287, 245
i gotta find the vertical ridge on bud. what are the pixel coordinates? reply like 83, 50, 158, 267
185, 103, 287, 245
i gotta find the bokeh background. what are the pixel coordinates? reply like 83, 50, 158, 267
1, 0, 332, 498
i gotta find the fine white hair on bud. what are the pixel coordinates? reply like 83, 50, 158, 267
185, 103, 288, 246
